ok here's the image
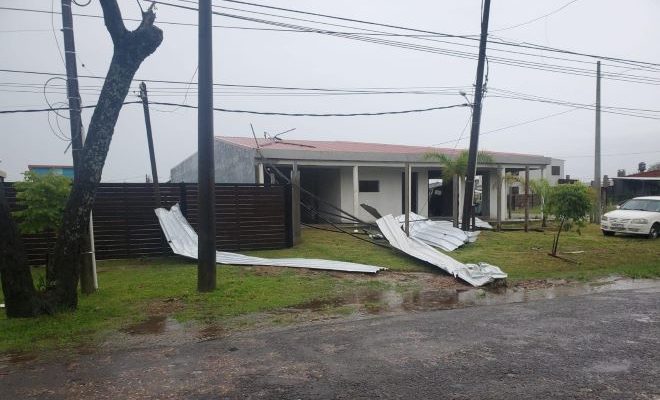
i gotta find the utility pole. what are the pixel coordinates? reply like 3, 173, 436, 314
594, 61, 602, 223
138, 82, 161, 208
61, 0, 96, 293
461, 0, 492, 231
197, 0, 216, 292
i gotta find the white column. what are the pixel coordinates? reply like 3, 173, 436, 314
352, 165, 359, 220
404, 163, 411, 235
257, 163, 264, 184
498, 167, 507, 222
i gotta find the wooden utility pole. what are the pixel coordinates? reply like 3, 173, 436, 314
197, 0, 216, 292
461, 0, 492, 231
61, 0, 96, 293
594, 61, 602, 223
138, 82, 161, 208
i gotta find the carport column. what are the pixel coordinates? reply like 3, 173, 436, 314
496, 166, 504, 231
291, 162, 301, 245
404, 163, 411, 236
524, 165, 530, 232
257, 163, 264, 184
353, 165, 359, 229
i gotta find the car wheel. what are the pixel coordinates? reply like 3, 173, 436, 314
649, 224, 659, 239
602, 230, 615, 237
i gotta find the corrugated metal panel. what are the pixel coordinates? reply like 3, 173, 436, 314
156, 204, 386, 274
377, 215, 506, 286
394, 212, 479, 250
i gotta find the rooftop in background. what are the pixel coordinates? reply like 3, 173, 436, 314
215, 136, 552, 167
613, 170, 660, 181
628, 170, 660, 178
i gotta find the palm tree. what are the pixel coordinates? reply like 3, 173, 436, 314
529, 178, 551, 227
425, 150, 494, 226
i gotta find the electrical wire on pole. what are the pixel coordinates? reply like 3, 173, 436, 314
60, 0, 97, 293
461, 0, 491, 232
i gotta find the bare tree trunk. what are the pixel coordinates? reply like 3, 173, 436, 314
47, 1, 163, 309
551, 217, 565, 256
0, 183, 49, 317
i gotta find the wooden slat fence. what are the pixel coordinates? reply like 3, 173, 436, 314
4, 182, 292, 265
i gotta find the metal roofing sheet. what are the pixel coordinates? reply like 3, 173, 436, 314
155, 204, 386, 274
377, 214, 506, 286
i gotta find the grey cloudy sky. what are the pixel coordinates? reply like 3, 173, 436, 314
1, 0, 659, 182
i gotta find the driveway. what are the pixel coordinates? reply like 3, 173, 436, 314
2, 284, 658, 399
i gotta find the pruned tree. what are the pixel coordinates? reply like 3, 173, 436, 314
0, 0, 163, 316
546, 182, 592, 258
648, 162, 660, 171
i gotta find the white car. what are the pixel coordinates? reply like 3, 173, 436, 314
601, 196, 660, 239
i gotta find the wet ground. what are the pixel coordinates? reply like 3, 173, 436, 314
1, 280, 658, 399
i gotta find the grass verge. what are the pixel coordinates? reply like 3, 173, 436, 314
1, 224, 658, 352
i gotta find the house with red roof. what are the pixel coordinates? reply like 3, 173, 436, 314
611, 169, 660, 202
170, 136, 557, 223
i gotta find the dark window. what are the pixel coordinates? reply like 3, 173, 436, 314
551, 166, 560, 176
511, 186, 520, 195
359, 180, 379, 192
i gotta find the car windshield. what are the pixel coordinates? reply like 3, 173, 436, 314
620, 199, 660, 212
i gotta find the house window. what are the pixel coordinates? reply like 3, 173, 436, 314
551, 166, 560, 176
359, 180, 379, 192
511, 187, 520, 195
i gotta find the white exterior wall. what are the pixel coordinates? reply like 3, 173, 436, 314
528, 158, 564, 185
339, 166, 429, 222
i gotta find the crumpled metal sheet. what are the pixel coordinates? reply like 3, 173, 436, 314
377, 214, 506, 286
155, 204, 386, 274
394, 212, 479, 251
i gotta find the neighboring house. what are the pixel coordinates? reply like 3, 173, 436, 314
610, 170, 660, 203
27, 164, 74, 178
171, 136, 555, 223
510, 158, 565, 195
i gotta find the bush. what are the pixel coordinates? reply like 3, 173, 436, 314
12, 171, 71, 234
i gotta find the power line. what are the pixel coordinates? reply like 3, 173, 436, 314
490, 0, 580, 32
151, 1, 660, 85
4, 3, 660, 81
0, 100, 470, 116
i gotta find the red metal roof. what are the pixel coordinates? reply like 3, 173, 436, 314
216, 136, 539, 158
628, 170, 660, 178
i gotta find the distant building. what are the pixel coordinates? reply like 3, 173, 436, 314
28, 164, 74, 178
610, 169, 660, 202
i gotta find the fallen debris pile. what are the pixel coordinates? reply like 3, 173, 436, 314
155, 204, 386, 274
395, 212, 479, 251
377, 215, 506, 286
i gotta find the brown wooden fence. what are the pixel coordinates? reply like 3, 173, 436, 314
4, 182, 292, 265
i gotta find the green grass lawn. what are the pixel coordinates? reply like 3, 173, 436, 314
1, 224, 658, 353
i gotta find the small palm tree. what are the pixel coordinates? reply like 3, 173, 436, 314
529, 178, 551, 227
425, 150, 494, 225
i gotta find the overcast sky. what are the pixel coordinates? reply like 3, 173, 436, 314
1, 0, 659, 182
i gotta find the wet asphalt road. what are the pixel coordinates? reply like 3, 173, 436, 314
2, 285, 659, 399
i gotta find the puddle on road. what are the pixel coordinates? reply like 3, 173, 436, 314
121, 315, 182, 335
0, 352, 38, 375
294, 278, 659, 315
